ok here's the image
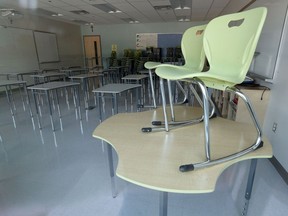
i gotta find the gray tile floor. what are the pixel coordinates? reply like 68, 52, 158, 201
0, 89, 287, 216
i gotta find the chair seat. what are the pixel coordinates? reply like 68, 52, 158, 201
144, 61, 161, 69
156, 66, 236, 90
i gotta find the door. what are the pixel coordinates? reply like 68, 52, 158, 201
83, 35, 102, 68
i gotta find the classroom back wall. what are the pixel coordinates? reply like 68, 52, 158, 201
81, 21, 206, 60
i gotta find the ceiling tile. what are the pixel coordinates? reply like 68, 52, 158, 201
39, 0, 67, 7
192, 0, 214, 9
0, 0, 253, 25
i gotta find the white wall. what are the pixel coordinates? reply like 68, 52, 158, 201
246, 0, 288, 172
81, 21, 206, 64
0, 13, 83, 76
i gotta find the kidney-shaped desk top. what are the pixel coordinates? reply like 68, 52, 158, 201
92, 106, 272, 194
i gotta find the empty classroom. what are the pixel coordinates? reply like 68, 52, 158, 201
0, 0, 288, 216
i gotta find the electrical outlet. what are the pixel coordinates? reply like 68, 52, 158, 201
272, 122, 277, 133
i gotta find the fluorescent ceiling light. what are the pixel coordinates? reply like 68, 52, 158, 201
174, 6, 190, 10
52, 13, 63, 17
93, 4, 121, 14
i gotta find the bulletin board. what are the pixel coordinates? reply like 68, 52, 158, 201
136, 33, 182, 57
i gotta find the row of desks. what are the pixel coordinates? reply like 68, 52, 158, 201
1, 70, 149, 132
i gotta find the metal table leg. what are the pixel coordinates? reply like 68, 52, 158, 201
159, 192, 168, 216
55, 89, 63, 131
97, 92, 103, 122
32, 89, 42, 130
107, 143, 117, 198
46, 90, 55, 131
74, 85, 83, 134
242, 159, 258, 216
5, 86, 16, 128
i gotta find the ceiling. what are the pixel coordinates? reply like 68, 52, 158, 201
0, 0, 255, 26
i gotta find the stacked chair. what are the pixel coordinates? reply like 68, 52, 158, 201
150, 7, 268, 171
142, 24, 209, 132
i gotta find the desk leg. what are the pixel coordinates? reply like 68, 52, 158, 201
83, 79, 89, 121
5, 86, 16, 128
136, 86, 140, 112
107, 144, 117, 198
97, 92, 102, 122
25, 84, 35, 130
242, 159, 258, 216
19, 83, 26, 111
74, 86, 83, 134
112, 93, 118, 115
46, 90, 55, 131
159, 192, 168, 216
55, 89, 63, 131
32, 90, 42, 130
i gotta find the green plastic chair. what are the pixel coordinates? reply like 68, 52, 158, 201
155, 7, 267, 171
143, 24, 208, 132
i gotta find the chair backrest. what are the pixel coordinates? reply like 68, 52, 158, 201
181, 24, 207, 71
144, 24, 206, 70
204, 7, 267, 85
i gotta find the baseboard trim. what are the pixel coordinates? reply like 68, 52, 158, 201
269, 156, 288, 185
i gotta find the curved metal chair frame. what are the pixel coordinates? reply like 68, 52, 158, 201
142, 24, 210, 132
155, 7, 267, 171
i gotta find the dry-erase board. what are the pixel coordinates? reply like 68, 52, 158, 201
34, 31, 60, 63
0, 27, 39, 73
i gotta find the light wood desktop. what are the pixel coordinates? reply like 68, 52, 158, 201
93, 106, 273, 215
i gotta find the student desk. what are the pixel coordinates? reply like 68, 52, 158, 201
121, 74, 149, 105
60, 68, 88, 76
69, 73, 104, 120
92, 83, 141, 122
92, 106, 273, 216
10, 71, 40, 80
28, 81, 82, 132
0, 80, 32, 128
31, 72, 66, 84
109, 66, 129, 82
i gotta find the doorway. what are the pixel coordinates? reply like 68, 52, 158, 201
83, 35, 102, 68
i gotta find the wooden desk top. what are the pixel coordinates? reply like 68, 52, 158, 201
93, 106, 273, 194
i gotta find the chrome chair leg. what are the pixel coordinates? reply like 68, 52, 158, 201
148, 80, 216, 130
167, 80, 175, 122
179, 85, 263, 172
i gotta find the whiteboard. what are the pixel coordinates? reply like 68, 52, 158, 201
0, 27, 39, 73
34, 31, 60, 63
